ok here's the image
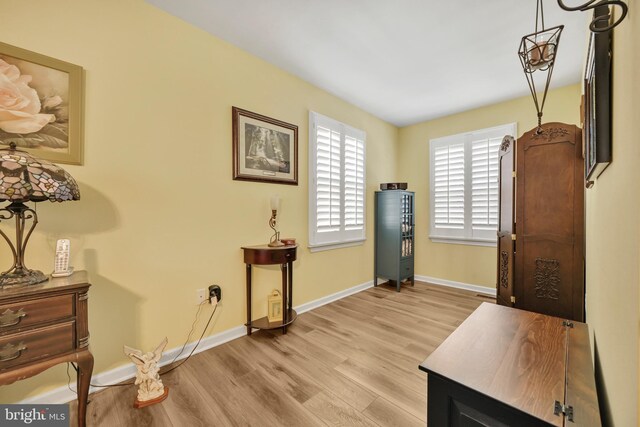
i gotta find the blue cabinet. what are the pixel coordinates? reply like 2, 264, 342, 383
374, 190, 415, 292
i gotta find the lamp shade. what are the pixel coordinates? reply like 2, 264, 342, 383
0, 143, 80, 203
0, 143, 80, 287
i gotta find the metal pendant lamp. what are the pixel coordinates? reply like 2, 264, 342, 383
518, 0, 564, 133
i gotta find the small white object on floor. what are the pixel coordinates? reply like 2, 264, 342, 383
124, 337, 168, 403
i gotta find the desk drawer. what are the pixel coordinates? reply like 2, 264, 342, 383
0, 294, 74, 332
0, 321, 75, 370
244, 247, 297, 264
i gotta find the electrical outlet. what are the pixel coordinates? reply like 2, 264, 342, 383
209, 285, 221, 304
195, 288, 206, 305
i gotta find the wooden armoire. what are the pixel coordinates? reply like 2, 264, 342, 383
496, 123, 585, 321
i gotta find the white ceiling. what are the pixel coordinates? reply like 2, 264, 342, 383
146, 0, 588, 127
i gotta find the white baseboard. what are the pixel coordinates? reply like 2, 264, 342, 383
295, 280, 373, 314
19, 322, 248, 405
19, 280, 374, 405
414, 275, 496, 297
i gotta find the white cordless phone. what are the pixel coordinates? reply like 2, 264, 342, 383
52, 239, 73, 277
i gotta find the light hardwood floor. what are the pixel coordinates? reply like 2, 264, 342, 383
70, 281, 492, 426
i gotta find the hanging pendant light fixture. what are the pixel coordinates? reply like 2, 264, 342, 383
518, 0, 564, 133
557, 0, 628, 33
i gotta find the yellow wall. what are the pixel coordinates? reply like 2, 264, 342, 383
1, 0, 625, 416
585, 2, 639, 425
0, 0, 398, 402
397, 85, 581, 288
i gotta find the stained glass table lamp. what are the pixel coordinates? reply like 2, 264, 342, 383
0, 143, 80, 287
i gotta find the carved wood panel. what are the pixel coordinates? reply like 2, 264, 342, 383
514, 123, 585, 321
496, 135, 515, 308
534, 258, 560, 300
530, 127, 570, 142
500, 251, 509, 289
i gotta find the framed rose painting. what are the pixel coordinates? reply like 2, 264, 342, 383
0, 42, 84, 165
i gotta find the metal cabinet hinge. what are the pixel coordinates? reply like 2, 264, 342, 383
562, 320, 574, 328
511, 234, 516, 241
512, 171, 517, 178
554, 401, 574, 421
510, 296, 516, 304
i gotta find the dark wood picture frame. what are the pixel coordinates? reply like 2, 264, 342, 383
583, 7, 612, 185
232, 107, 298, 185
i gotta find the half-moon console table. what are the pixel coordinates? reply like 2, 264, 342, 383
0, 271, 93, 427
241, 244, 297, 336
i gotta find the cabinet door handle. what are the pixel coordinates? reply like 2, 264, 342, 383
0, 308, 27, 328
0, 342, 27, 362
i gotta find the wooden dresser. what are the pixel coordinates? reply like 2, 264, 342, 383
0, 271, 93, 427
420, 303, 600, 426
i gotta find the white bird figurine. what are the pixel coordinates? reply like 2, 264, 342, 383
123, 337, 169, 408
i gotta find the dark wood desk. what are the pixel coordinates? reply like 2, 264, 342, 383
419, 303, 600, 427
241, 245, 297, 336
0, 271, 93, 427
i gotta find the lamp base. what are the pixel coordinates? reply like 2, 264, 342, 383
0, 269, 47, 287
268, 240, 285, 247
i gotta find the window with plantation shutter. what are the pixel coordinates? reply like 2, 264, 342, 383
429, 123, 516, 246
309, 112, 366, 251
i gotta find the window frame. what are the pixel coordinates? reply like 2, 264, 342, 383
429, 123, 517, 247
308, 111, 366, 252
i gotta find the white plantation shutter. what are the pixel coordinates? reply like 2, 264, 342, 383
430, 123, 516, 245
433, 143, 465, 229
309, 112, 366, 249
344, 135, 365, 230
316, 126, 341, 232
471, 136, 501, 239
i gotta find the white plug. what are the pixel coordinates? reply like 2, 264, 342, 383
210, 295, 218, 306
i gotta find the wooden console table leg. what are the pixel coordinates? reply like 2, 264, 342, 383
288, 260, 293, 313
76, 350, 94, 427
281, 263, 288, 334
246, 264, 252, 336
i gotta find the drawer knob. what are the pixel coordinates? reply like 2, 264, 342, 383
0, 308, 27, 328
0, 342, 26, 362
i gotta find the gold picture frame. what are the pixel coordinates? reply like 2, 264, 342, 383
0, 42, 84, 165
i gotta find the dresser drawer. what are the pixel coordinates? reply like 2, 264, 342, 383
399, 258, 413, 280
0, 294, 74, 333
0, 321, 75, 370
